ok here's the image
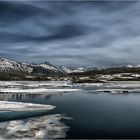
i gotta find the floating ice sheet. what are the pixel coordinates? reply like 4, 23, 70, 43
0, 88, 81, 93
0, 101, 55, 112
0, 81, 73, 88
0, 114, 71, 139
0, 81, 81, 95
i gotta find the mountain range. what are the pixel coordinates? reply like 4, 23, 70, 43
0, 58, 95, 76
0, 57, 140, 77
1, 58, 140, 82
0, 58, 62, 76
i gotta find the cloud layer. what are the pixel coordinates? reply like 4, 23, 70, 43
0, 1, 140, 67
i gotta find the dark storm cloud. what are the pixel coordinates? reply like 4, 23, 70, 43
0, 1, 41, 24
0, 1, 140, 67
0, 24, 86, 43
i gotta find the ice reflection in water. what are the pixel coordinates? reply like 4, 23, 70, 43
0, 93, 52, 101
0, 114, 71, 139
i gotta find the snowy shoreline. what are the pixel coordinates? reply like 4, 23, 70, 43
0, 81, 140, 96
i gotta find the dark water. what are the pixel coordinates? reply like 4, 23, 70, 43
3, 90, 140, 139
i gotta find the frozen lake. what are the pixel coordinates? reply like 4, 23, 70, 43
1, 81, 140, 138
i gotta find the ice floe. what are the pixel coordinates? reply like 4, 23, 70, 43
77, 83, 103, 87
0, 81, 81, 95
0, 81, 73, 88
0, 88, 80, 93
0, 101, 55, 112
0, 114, 71, 139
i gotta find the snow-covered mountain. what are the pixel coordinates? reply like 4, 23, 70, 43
0, 58, 62, 75
60, 66, 85, 73
126, 64, 140, 68
32, 62, 62, 75
0, 58, 100, 76
126, 65, 133, 68
39, 62, 60, 73
60, 66, 97, 74
60, 66, 72, 73
0, 58, 33, 73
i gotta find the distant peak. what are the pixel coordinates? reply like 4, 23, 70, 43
0, 58, 9, 61
127, 64, 133, 68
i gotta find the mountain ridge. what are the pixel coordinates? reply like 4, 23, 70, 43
1, 58, 140, 82
0, 58, 62, 76
0, 58, 98, 75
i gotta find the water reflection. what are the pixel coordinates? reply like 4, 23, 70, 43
0, 93, 71, 101
0, 114, 71, 139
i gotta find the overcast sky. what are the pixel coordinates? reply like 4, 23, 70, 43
0, 1, 140, 67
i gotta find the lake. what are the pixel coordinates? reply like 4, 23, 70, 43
0, 81, 140, 139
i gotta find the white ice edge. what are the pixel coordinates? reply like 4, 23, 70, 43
0, 88, 81, 93
0, 101, 55, 111
0, 81, 72, 86
77, 83, 103, 86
